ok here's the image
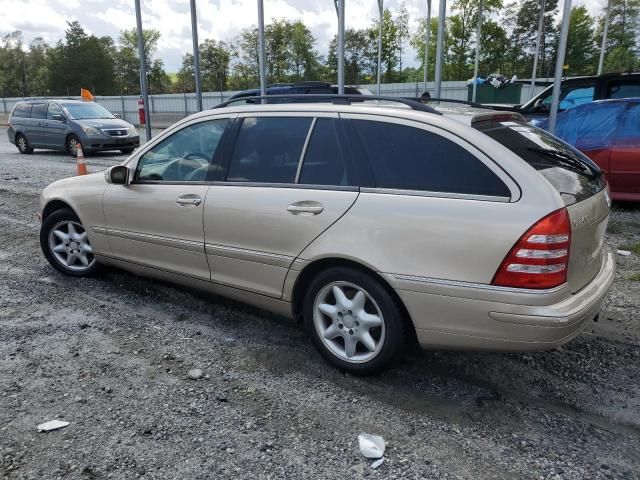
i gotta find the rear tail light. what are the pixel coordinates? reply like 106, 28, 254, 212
492, 208, 571, 289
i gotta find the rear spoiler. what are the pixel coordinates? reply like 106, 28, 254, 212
471, 111, 527, 126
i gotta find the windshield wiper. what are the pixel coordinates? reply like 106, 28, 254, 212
526, 146, 598, 178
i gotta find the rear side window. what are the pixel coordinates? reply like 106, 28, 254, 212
227, 117, 312, 183
607, 81, 640, 99
298, 118, 352, 186
352, 120, 510, 197
30, 104, 47, 119
475, 120, 605, 205
12, 104, 31, 118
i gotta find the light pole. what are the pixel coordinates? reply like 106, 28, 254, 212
423, 0, 431, 92
337, 0, 345, 94
190, 0, 202, 111
257, 0, 267, 98
134, 0, 152, 141
377, 0, 383, 95
471, 0, 483, 102
597, 0, 611, 75
548, 0, 572, 134
434, 0, 446, 98
530, 0, 546, 100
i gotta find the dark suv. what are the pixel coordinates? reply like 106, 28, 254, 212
7, 99, 140, 157
227, 81, 371, 103
519, 72, 640, 120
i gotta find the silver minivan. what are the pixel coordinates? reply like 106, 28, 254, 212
37, 97, 614, 374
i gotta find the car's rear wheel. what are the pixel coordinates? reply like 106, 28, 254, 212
303, 267, 406, 374
66, 134, 82, 157
16, 134, 34, 154
40, 209, 99, 276
120, 148, 134, 155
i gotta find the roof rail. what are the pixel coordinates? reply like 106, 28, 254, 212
292, 81, 332, 87
214, 94, 442, 115
406, 97, 486, 108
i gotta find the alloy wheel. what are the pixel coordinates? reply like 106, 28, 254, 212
48, 220, 95, 271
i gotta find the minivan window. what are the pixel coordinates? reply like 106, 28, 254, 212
475, 120, 605, 205
12, 104, 31, 118
227, 117, 312, 183
136, 119, 229, 182
298, 118, 352, 186
62, 103, 115, 120
353, 120, 510, 197
30, 103, 47, 119
47, 103, 63, 120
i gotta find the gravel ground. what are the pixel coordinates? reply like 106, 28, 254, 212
1, 134, 639, 480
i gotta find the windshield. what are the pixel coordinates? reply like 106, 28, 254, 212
61, 103, 115, 120
475, 120, 606, 205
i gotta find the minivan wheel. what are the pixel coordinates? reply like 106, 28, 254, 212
66, 135, 82, 157
16, 134, 34, 154
40, 209, 99, 277
303, 267, 406, 375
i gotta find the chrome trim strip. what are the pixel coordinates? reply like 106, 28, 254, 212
91, 226, 107, 235
209, 181, 359, 192
361, 188, 510, 203
295, 117, 316, 184
107, 228, 203, 253
392, 274, 567, 295
205, 243, 293, 268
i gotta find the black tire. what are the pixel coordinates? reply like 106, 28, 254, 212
15, 133, 34, 154
66, 134, 82, 158
120, 148, 135, 154
303, 267, 406, 375
40, 209, 100, 277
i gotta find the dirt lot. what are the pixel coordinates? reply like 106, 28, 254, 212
1, 136, 639, 480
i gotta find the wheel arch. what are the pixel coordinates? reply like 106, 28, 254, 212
42, 199, 77, 221
290, 257, 418, 344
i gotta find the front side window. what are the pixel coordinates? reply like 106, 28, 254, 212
353, 120, 510, 197
540, 85, 595, 110
226, 117, 312, 183
298, 118, 352, 186
135, 119, 229, 182
47, 103, 63, 120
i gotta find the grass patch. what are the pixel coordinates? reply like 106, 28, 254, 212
629, 273, 640, 282
619, 242, 640, 255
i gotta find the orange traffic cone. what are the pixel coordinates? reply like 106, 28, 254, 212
76, 142, 87, 176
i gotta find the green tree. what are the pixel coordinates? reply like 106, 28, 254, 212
396, 5, 410, 81
26, 38, 50, 96
115, 28, 163, 94
564, 6, 596, 76
596, 0, 640, 72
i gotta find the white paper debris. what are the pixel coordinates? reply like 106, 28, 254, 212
371, 457, 385, 469
37, 420, 69, 432
358, 433, 385, 459
617, 250, 632, 256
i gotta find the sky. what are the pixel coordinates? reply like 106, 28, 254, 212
0, 0, 607, 72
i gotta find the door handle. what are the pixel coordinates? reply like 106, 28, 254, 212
287, 201, 324, 215
176, 196, 202, 206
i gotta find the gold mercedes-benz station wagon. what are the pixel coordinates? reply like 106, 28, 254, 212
39, 96, 615, 374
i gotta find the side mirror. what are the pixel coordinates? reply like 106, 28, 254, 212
106, 165, 129, 185
51, 114, 65, 121
533, 99, 548, 113
113, 113, 121, 119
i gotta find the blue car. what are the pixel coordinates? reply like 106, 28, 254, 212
7, 99, 140, 157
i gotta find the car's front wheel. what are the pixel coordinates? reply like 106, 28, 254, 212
66, 134, 83, 157
16, 134, 34, 154
40, 209, 99, 276
303, 267, 406, 375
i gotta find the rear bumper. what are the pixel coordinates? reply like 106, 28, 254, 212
86, 135, 140, 151
387, 247, 615, 351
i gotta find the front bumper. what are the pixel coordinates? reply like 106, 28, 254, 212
85, 135, 140, 152
387, 247, 616, 351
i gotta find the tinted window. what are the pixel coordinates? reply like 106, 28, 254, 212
136, 119, 229, 182
47, 103, 63, 120
353, 120, 510, 197
30, 103, 47, 119
475, 120, 605, 205
227, 117, 312, 183
616, 103, 640, 139
298, 119, 351, 186
12, 104, 31, 118
608, 82, 640, 99
541, 85, 595, 110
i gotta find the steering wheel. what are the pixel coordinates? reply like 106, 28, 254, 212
177, 152, 210, 180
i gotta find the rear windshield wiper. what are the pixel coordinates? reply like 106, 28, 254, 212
526, 146, 598, 178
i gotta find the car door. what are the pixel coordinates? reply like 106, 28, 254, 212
26, 103, 47, 146
103, 116, 233, 280
203, 112, 359, 298
42, 102, 68, 149
610, 102, 640, 198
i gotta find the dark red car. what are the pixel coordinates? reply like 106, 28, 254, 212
539, 98, 640, 201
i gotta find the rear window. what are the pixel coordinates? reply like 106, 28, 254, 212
475, 120, 605, 205
12, 104, 31, 118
